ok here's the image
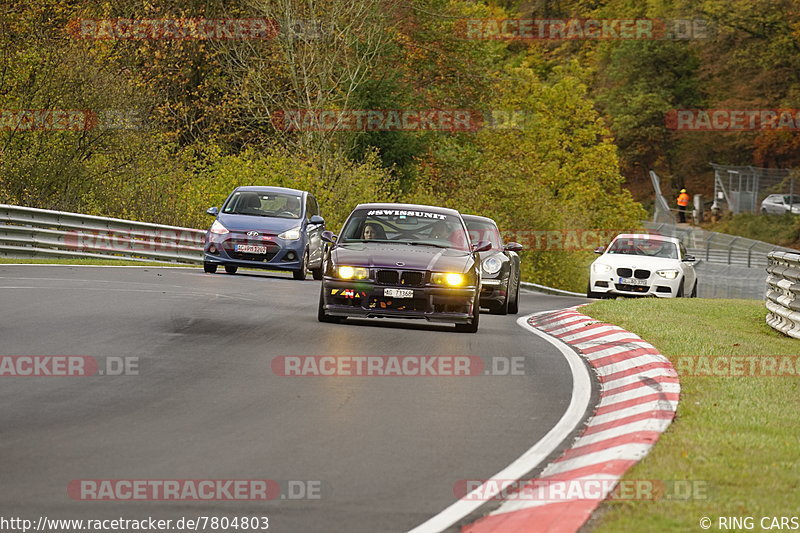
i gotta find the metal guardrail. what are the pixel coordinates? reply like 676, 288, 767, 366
765, 252, 800, 339
0, 204, 205, 264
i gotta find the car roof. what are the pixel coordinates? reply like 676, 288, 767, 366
353, 202, 461, 216
461, 214, 498, 225
234, 186, 307, 196
613, 233, 681, 244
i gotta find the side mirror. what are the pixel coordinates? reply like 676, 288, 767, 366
683, 254, 696, 262
206, 207, 219, 216
504, 242, 523, 252
309, 214, 325, 225
472, 240, 492, 253
321, 230, 337, 244
594, 246, 605, 254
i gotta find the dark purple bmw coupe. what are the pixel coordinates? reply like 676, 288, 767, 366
317, 203, 491, 333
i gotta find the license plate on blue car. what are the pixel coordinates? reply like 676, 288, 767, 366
235, 244, 268, 254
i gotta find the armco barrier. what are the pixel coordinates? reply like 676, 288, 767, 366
765, 251, 800, 339
0, 204, 205, 264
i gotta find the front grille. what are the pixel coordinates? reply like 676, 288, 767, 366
228, 251, 279, 262
400, 271, 424, 286
634, 269, 650, 279
614, 283, 649, 293
617, 268, 632, 278
376, 270, 399, 285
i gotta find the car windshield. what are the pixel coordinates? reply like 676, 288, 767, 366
606, 237, 678, 259
340, 208, 470, 251
464, 219, 503, 250
222, 191, 302, 219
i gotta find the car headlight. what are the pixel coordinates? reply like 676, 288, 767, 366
592, 263, 612, 273
656, 269, 679, 279
278, 227, 301, 240
482, 256, 502, 276
431, 272, 465, 286
210, 220, 229, 235
336, 266, 369, 280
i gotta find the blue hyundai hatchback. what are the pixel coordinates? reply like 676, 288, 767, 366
203, 186, 326, 280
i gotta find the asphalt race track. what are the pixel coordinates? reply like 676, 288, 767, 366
0, 265, 591, 533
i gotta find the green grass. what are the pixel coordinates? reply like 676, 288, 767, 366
705, 213, 800, 249
583, 298, 800, 532
0, 258, 199, 267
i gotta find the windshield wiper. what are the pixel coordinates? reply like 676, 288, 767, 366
403, 241, 449, 249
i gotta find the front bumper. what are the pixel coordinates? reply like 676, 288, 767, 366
204, 232, 305, 271
479, 277, 508, 308
589, 273, 682, 298
321, 279, 479, 323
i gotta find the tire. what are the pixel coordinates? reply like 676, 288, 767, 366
677, 279, 685, 298
224, 265, 238, 274
203, 262, 218, 274
508, 271, 520, 315
586, 282, 603, 299
310, 258, 324, 280
690, 280, 698, 298
317, 285, 341, 323
293, 251, 308, 280
455, 293, 480, 333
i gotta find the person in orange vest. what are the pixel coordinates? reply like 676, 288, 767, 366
676, 189, 690, 223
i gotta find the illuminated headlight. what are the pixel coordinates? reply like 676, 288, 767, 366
656, 269, 679, 279
482, 256, 502, 276
337, 266, 369, 280
210, 220, 229, 235
431, 272, 465, 286
592, 263, 612, 274
278, 227, 301, 240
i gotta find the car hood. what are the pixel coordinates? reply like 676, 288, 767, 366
594, 253, 682, 270
215, 213, 301, 234
332, 242, 472, 272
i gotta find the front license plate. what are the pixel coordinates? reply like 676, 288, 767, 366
619, 277, 647, 286
235, 244, 268, 254
384, 288, 414, 298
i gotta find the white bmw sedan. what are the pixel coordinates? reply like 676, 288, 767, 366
588, 234, 698, 298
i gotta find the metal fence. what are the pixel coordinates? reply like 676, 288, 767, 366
642, 222, 799, 299
711, 163, 798, 215
0, 204, 205, 264
765, 252, 800, 339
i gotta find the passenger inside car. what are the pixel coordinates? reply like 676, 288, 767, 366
362, 223, 388, 240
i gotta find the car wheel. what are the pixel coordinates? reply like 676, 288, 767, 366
508, 270, 520, 315
489, 287, 509, 315
293, 251, 308, 280
224, 265, 238, 274
310, 258, 324, 280
203, 262, 218, 274
586, 282, 604, 299
761, 208, 768, 215
317, 284, 341, 323
690, 280, 698, 298
677, 279, 685, 298
455, 293, 480, 333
